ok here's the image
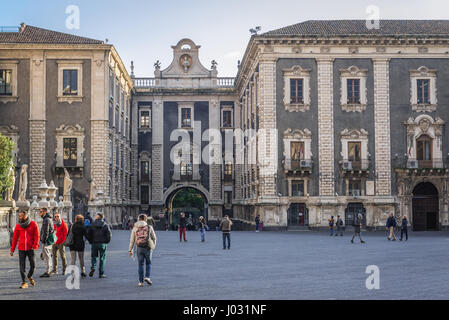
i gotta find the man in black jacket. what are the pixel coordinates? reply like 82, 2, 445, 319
39, 208, 55, 278
87, 213, 112, 278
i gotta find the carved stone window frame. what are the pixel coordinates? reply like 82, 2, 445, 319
221, 105, 234, 128
57, 60, 84, 103
0, 125, 19, 165
55, 124, 85, 168
178, 103, 194, 129
410, 66, 437, 112
282, 65, 311, 112
0, 60, 19, 103
287, 177, 309, 197
340, 128, 369, 161
404, 115, 444, 165
340, 66, 368, 112
139, 151, 151, 185
283, 128, 313, 161
139, 107, 152, 131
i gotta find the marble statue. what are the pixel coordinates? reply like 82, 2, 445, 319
63, 168, 72, 202
5, 166, 15, 201
18, 164, 28, 202
89, 179, 97, 202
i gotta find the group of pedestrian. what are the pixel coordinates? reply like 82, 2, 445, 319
176, 212, 233, 249
10, 208, 112, 289
326, 212, 409, 244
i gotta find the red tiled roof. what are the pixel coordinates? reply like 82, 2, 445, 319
0, 24, 104, 44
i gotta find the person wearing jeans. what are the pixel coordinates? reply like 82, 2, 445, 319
39, 208, 55, 278
87, 213, 112, 278
10, 211, 40, 289
51, 212, 68, 275
219, 215, 233, 250
129, 214, 157, 287
199, 216, 207, 242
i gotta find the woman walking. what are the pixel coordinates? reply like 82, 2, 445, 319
69, 214, 88, 277
199, 216, 208, 242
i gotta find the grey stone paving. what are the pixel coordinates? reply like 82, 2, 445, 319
1, 229, 449, 300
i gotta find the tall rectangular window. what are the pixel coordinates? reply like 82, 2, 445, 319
223, 110, 232, 127
181, 108, 192, 128
141, 186, 149, 205
141, 161, 150, 183
417, 79, 430, 104
291, 180, 304, 196
140, 111, 150, 128
62, 70, 78, 95
348, 141, 361, 169
347, 79, 360, 104
224, 191, 232, 204
290, 141, 305, 160
0, 69, 12, 95
290, 79, 303, 103
63, 138, 77, 167
115, 108, 119, 133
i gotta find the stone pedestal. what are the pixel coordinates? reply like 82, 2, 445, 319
0, 201, 15, 248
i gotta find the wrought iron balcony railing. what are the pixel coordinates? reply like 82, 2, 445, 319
284, 159, 313, 172
340, 159, 370, 171
394, 158, 448, 170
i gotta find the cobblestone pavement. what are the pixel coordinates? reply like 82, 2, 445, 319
1, 230, 449, 300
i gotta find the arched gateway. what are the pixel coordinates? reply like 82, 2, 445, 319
412, 182, 439, 231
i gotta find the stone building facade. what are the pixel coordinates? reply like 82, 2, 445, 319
0, 24, 138, 227
132, 39, 237, 224
233, 20, 449, 231
2, 20, 449, 231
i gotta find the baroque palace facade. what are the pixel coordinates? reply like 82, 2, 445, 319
2, 20, 449, 230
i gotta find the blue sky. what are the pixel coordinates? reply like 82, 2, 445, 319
1, 0, 448, 76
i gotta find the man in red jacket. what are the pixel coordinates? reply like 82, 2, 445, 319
10, 211, 40, 289
51, 212, 68, 275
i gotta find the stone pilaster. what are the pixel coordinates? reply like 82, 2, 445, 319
209, 98, 222, 202
151, 100, 163, 203
91, 120, 109, 197
29, 120, 46, 197
130, 144, 138, 201
258, 57, 277, 197
316, 58, 335, 196
373, 58, 392, 196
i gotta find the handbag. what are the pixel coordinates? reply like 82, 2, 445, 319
63, 225, 74, 247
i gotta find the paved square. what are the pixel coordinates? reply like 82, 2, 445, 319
1, 230, 448, 300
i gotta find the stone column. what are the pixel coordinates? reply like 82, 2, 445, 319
29, 52, 46, 197
373, 58, 392, 196
316, 58, 335, 196
258, 57, 277, 198
209, 98, 222, 202
151, 99, 164, 204
131, 100, 139, 202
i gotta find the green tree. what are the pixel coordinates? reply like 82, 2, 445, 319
0, 133, 15, 200
172, 188, 204, 209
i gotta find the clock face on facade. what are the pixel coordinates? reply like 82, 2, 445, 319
180, 54, 192, 72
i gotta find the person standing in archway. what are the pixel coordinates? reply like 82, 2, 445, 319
386, 212, 397, 241
179, 212, 187, 242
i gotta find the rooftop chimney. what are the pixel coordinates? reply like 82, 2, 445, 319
19, 22, 26, 32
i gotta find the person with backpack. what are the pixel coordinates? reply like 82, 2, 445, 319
198, 216, 208, 242
51, 212, 68, 275
129, 214, 157, 287
328, 216, 335, 236
386, 212, 397, 241
39, 207, 56, 278
351, 213, 365, 244
86, 213, 112, 278
400, 215, 409, 241
335, 215, 344, 236
10, 211, 40, 289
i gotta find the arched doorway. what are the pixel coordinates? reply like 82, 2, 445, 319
165, 187, 208, 230
345, 203, 366, 227
412, 182, 439, 231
